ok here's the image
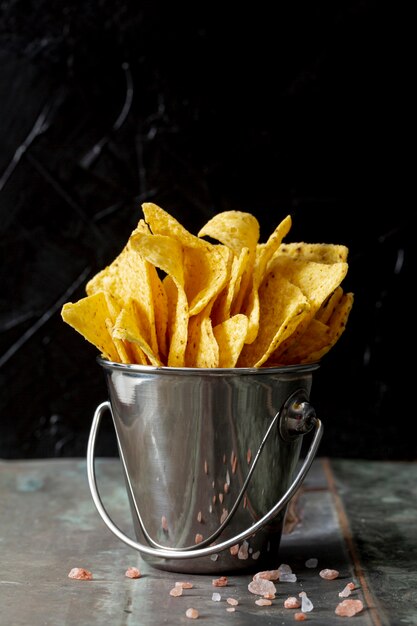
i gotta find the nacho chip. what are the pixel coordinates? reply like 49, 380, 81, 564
213, 314, 249, 368
266, 256, 349, 361
242, 214, 292, 344
61, 291, 119, 362
276, 242, 349, 264
143, 203, 229, 316
303, 291, 354, 363
211, 247, 250, 327
237, 273, 310, 368
130, 232, 189, 367
86, 223, 160, 359
112, 299, 163, 366
315, 285, 344, 325
185, 301, 219, 368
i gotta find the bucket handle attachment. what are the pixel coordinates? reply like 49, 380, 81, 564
87, 393, 323, 560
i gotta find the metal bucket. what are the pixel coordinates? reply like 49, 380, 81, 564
87, 357, 323, 574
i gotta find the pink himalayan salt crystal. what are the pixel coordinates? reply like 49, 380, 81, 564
125, 566, 141, 579
176, 581, 194, 589
185, 608, 199, 619
284, 596, 302, 609
255, 598, 272, 606
212, 576, 228, 587
227, 598, 239, 606
335, 599, 364, 617
68, 567, 93, 580
254, 569, 280, 581
229, 544, 239, 556
248, 578, 277, 597
319, 568, 339, 580
161, 515, 169, 531
170, 586, 183, 597
226, 607, 236, 612
339, 582, 356, 598
294, 612, 307, 621
195, 533, 203, 544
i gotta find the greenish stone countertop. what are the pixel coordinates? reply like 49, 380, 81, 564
0, 457, 415, 625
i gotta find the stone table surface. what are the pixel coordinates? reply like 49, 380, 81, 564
0, 457, 415, 626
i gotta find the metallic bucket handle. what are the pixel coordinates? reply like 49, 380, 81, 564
87, 396, 323, 560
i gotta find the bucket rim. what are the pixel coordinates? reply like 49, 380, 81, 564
96, 356, 320, 376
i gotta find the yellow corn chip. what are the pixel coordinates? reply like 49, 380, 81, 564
61, 292, 119, 362
213, 314, 249, 368
130, 232, 189, 367
237, 273, 310, 368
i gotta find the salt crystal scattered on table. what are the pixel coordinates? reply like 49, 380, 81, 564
339, 582, 355, 598
255, 598, 272, 606
185, 608, 199, 619
280, 572, 297, 582
299, 591, 314, 612
319, 568, 339, 580
248, 578, 277, 597
335, 599, 364, 617
170, 586, 183, 596
226, 607, 236, 612
176, 581, 194, 589
68, 567, 93, 580
294, 612, 307, 621
254, 569, 280, 581
284, 596, 301, 609
230, 544, 239, 556
227, 598, 239, 606
212, 592, 221, 602
212, 576, 228, 587
305, 558, 318, 568
125, 566, 141, 579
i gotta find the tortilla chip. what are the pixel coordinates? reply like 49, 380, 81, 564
112, 299, 163, 366
61, 292, 119, 362
276, 242, 349, 264
185, 301, 219, 368
130, 232, 189, 367
213, 314, 249, 368
237, 273, 310, 368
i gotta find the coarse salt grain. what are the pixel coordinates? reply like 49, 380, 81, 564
238, 540, 249, 560
68, 567, 92, 580
255, 598, 272, 606
227, 598, 239, 606
339, 582, 355, 598
335, 599, 364, 617
176, 581, 194, 589
294, 612, 307, 621
170, 586, 183, 597
212, 592, 221, 602
248, 578, 277, 597
226, 607, 236, 612
185, 608, 199, 619
254, 569, 280, 581
195, 533, 203, 544
299, 591, 314, 612
212, 576, 228, 587
230, 544, 239, 556
284, 596, 301, 609
319, 568, 339, 580
125, 566, 141, 579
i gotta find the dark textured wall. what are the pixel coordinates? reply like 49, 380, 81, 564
0, 2, 410, 460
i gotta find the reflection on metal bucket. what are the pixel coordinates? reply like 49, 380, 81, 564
87, 358, 323, 574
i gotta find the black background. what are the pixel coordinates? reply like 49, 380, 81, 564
0, 2, 411, 460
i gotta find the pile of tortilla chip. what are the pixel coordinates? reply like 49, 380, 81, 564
61, 203, 353, 368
